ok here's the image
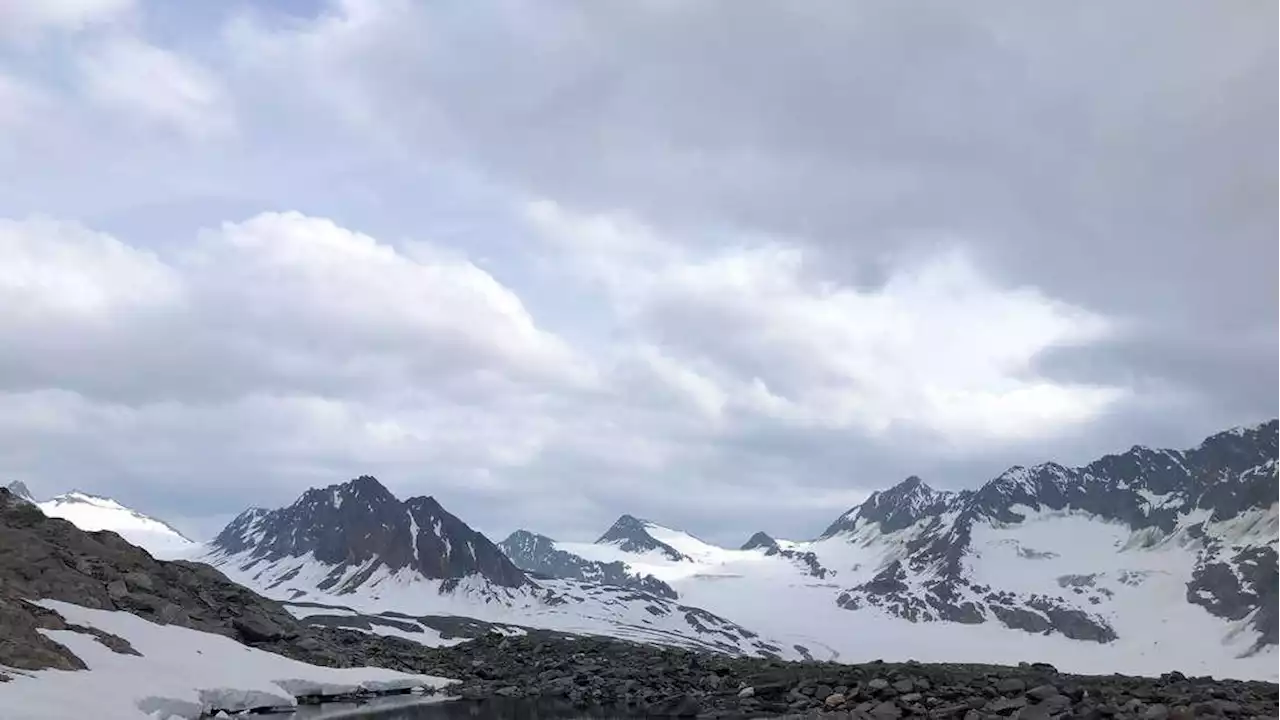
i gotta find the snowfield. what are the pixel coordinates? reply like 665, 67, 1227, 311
546, 516, 1279, 682
35, 492, 197, 559
0, 600, 455, 720
203, 549, 800, 659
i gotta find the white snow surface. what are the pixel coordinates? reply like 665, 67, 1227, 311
36, 492, 196, 558
283, 603, 469, 648
0, 600, 455, 720
201, 547, 796, 658
551, 515, 1278, 681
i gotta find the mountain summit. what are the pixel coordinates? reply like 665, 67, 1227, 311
498, 529, 677, 598
595, 514, 689, 561
32, 490, 195, 557
203, 477, 795, 658
5, 481, 34, 503
211, 475, 528, 590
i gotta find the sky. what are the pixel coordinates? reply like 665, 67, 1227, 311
0, 0, 1275, 546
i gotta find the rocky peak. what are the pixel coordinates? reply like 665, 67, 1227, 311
498, 529, 678, 599
5, 480, 33, 503
402, 495, 529, 588
740, 531, 779, 552
828, 420, 1279, 650
596, 514, 688, 561
823, 475, 956, 537
209, 476, 529, 589
500, 529, 555, 557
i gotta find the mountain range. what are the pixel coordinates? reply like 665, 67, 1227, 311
9, 420, 1277, 681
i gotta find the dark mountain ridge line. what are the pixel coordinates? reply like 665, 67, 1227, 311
0, 486, 462, 679
205, 476, 796, 658
211, 474, 529, 590
498, 529, 679, 599
828, 420, 1277, 649
596, 513, 691, 561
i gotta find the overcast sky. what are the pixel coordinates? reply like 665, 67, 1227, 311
0, 0, 1275, 546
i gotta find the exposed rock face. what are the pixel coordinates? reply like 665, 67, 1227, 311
5, 480, 34, 503
498, 530, 677, 599
823, 476, 954, 537
596, 514, 689, 561
0, 486, 453, 676
826, 421, 1279, 650
211, 475, 528, 590
740, 532, 778, 551
740, 531, 829, 579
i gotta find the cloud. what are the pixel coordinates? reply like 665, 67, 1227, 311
220, 0, 1275, 435
0, 212, 589, 404
77, 36, 234, 139
0, 0, 134, 41
526, 199, 1123, 445
0, 0, 1271, 546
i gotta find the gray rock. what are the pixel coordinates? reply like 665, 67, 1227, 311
737, 686, 755, 699
871, 700, 902, 719
868, 678, 891, 691
988, 696, 1029, 714
1027, 684, 1060, 702
997, 678, 1028, 694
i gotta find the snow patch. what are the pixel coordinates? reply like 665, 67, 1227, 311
0, 600, 455, 720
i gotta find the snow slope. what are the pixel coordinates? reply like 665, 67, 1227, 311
527, 514, 1279, 681
36, 492, 196, 558
202, 547, 801, 659
0, 599, 454, 720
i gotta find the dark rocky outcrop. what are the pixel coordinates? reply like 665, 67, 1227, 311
498, 530, 678, 599
407, 633, 1280, 718
596, 514, 689, 561
0, 486, 475, 676
741, 532, 779, 552
740, 535, 829, 579
211, 475, 529, 590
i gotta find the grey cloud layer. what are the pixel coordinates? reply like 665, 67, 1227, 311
0, 0, 1273, 545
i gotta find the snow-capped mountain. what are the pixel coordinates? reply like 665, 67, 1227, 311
201, 476, 802, 659
5, 480, 34, 503
502, 421, 1279, 681
828, 421, 1277, 655
14, 484, 196, 558
211, 475, 527, 591
595, 514, 690, 561
497, 529, 678, 598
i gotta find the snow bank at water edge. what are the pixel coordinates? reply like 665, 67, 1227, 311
0, 600, 455, 720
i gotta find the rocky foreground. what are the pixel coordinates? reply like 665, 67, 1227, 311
402, 632, 1279, 719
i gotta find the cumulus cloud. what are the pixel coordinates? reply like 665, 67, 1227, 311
216, 0, 1275, 428
526, 200, 1122, 445
0, 212, 587, 404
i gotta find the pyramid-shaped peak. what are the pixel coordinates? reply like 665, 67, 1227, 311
596, 514, 687, 561
347, 474, 393, 495
5, 480, 34, 502
741, 531, 778, 551
887, 475, 932, 495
